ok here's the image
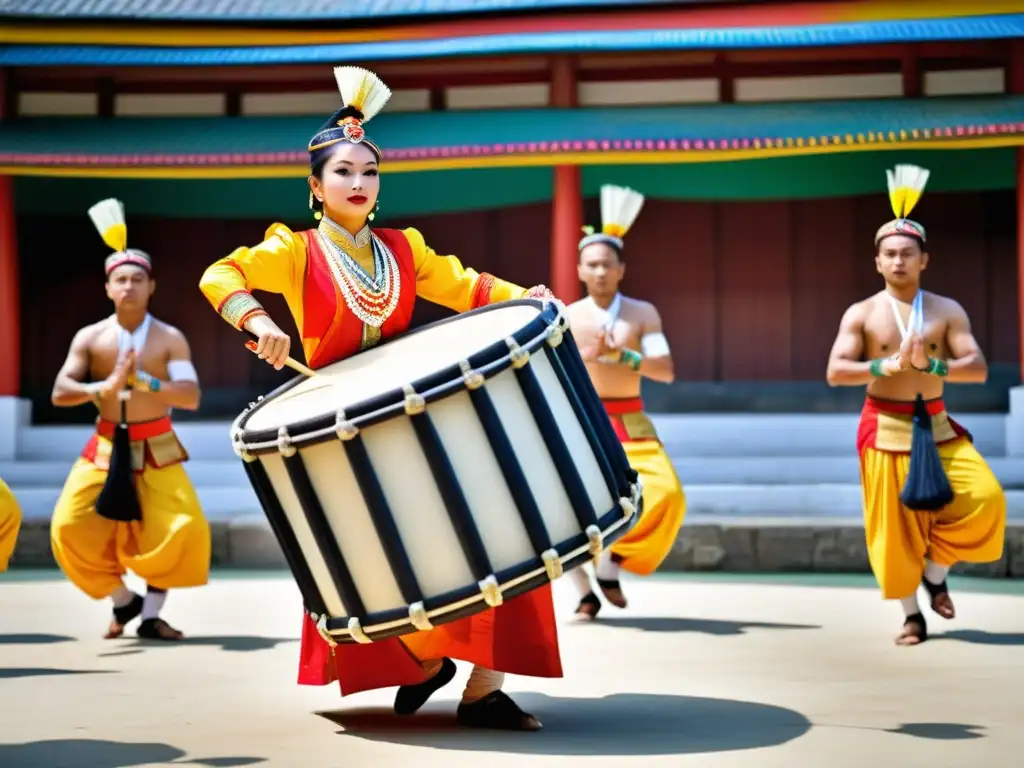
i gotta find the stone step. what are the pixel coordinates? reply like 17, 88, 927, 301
14, 411, 1011, 461
4, 454, 1023, 490
11, 482, 1024, 524
9, 514, 1024, 579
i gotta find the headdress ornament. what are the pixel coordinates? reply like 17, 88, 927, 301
874, 164, 930, 246
88, 198, 152, 276
578, 184, 645, 253
308, 66, 392, 171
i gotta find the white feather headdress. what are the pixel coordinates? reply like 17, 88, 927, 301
88, 197, 152, 275
579, 184, 646, 252
875, 164, 930, 245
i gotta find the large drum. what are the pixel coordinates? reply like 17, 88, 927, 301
231, 299, 641, 645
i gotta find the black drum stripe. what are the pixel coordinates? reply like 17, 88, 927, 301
243, 458, 327, 617
281, 451, 367, 620
342, 436, 425, 605
408, 411, 495, 582
542, 345, 620, 501
467, 386, 553, 556
556, 336, 633, 483
513, 361, 600, 531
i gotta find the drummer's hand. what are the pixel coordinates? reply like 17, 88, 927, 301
525, 284, 555, 301
246, 314, 291, 371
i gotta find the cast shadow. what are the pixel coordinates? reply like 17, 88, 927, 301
319, 692, 811, 755
0, 668, 118, 680
579, 616, 820, 636
935, 630, 1024, 646
0, 633, 76, 645
0, 738, 266, 768
119, 635, 296, 653
97, 649, 146, 658
887, 722, 987, 741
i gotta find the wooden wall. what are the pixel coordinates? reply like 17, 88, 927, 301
607, 190, 1020, 382
16, 191, 1020, 420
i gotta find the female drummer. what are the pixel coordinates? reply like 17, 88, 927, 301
199, 66, 557, 731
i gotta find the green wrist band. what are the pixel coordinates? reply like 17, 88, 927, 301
619, 349, 643, 371
927, 357, 949, 377
869, 358, 887, 377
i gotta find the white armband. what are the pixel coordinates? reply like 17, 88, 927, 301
167, 360, 199, 383
641, 332, 670, 358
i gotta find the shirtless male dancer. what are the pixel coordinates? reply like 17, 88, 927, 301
566, 184, 686, 618
49, 198, 211, 640
826, 165, 1006, 645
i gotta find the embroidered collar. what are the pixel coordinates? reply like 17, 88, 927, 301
319, 215, 371, 250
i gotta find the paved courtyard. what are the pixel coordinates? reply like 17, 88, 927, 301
1, 570, 1022, 767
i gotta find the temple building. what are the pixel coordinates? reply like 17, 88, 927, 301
0, 0, 1021, 420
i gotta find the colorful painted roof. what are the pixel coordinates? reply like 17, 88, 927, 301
1, 1, 1020, 65
0, 0, 690, 22
1, 96, 1022, 178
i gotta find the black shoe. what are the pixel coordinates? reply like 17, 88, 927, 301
456, 690, 543, 731
104, 593, 143, 639
574, 591, 601, 621
394, 657, 456, 715
137, 618, 185, 641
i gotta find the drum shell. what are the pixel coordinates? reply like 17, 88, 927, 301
233, 300, 641, 643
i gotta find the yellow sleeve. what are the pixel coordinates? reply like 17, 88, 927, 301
198, 223, 308, 330
404, 227, 528, 314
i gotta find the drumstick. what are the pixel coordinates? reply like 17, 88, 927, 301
245, 341, 317, 378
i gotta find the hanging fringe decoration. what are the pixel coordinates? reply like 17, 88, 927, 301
899, 394, 954, 512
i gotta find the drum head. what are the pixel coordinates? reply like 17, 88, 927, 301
242, 300, 546, 435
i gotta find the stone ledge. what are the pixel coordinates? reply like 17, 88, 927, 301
10, 518, 1024, 579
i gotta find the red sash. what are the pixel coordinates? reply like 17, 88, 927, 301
299, 227, 417, 369
856, 396, 970, 455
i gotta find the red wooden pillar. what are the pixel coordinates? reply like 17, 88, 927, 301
549, 57, 582, 304
1012, 44, 1024, 382
0, 72, 18, 397
1016, 149, 1024, 384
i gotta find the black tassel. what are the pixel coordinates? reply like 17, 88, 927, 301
899, 393, 954, 512
95, 395, 143, 522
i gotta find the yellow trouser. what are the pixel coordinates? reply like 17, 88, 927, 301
51, 457, 211, 599
0, 477, 22, 571
860, 436, 1006, 600
610, 440, 687, 576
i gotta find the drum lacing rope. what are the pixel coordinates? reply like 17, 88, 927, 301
542, 548, 563, 581
231, 430, 257, 463
585, 524, 603, 561
459, 359, 485, 390
334, 409, 359, 441
545, 301, 569, 348
478, 574, 503, 607
505, 337, 531, 369
348, 616, 372, 644
408, 601, 433, 631
310, 612, 338, 649
276, 426, 297, 457
619, 480, 643, 518
403, 383, 426, 416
